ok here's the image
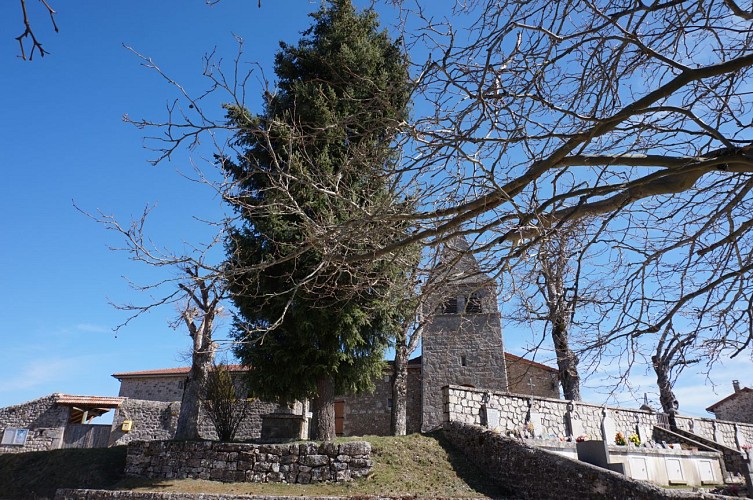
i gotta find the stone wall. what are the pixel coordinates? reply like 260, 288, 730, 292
117, 376, 185, 402
340, 367, 421, 436
56, 492, 399, 500
125, 440, 372, 484
110, 398, 280, 446
0, 394, 69, 454
422, 310, 507, 432
443, 385, 753, 451
442, 421, 723, 499
504, 353, 560, 399
706, 390, 753, 426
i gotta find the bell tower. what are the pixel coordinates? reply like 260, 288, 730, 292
420, 237, 508, 431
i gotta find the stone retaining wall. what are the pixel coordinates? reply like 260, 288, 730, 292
125, 439, 372, 484
443, 385, 753, 451
55, 489, 362, 500
442, 421, 724, 499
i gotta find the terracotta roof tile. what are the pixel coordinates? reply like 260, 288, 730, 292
112, 365, 245, 379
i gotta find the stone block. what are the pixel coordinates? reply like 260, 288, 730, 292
339, 441, 371, 456
301, 454, 330, 467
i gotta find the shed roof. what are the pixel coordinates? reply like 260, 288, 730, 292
55, 395, 124, 407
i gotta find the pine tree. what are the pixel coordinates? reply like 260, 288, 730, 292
224, 0, 411, 440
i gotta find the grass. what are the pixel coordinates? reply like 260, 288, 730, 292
0, 433, 512, 499
0, 446, 128, 499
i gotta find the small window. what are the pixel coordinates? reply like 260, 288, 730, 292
1, 428, 29, 446
388, 399, 393, 409
461, 355, 467, 367
465, 293, 482, 314
442, 296, 458, 314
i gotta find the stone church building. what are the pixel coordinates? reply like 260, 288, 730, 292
0, 239, 559, 452
112, 238, 559, 438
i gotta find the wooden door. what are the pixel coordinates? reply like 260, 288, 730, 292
334, 400, 345, 436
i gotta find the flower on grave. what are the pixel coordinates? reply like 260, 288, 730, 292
576, 434, 590, 442
628, 433, 641, 446
615, 432, 627, 445
526, 421, 535, 433
742, 443, 752, 451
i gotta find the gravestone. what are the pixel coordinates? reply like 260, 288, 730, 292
638, 425, 652, 445
601, 412, 616, 443
569, 417, 584, 438
529, 411, 544, 438
484, 407, 501, 429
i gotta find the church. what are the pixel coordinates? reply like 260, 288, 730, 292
0, 239, 559, 452
111, 238, 559, 439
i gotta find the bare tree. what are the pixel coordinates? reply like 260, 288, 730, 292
78, 204, 226, 441
125, 0, 753, 394
13, 0, 58, 60
506, 221, 605, 401
651, 324, 702, 424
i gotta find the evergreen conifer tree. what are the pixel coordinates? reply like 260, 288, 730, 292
223, 0, 411, 440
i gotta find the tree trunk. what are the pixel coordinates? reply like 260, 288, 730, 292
390, 345, 409, 436
312, 376, 336, 441
175, 323, 215, 440
652, 355, 679, 427
551, 319, 581, 401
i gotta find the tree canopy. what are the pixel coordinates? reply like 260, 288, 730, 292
223, 0, 412, 439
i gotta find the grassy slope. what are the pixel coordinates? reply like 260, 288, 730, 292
0, 433, 511, 499
0, 446, 128, 499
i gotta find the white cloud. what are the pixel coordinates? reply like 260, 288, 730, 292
75, 323, 110, 334
0, 358, 82, 393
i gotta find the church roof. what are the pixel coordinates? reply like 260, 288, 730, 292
431, 235, 493, 287
112, 353, 556, 379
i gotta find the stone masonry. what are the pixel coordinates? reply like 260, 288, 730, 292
421, 237, 508, 431
0, 394, 69, 454
339, 364, 422, 436
707, 384, 753, 425
109, 398, 279, 446
125, 439, 372, 484
443, 421, 725, 499
444, 385, 753, 452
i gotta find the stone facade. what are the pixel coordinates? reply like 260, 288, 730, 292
421, 238, 509, 431
124, 439, 372, 484
117, 376, 185, 402
504, 352, 560, 398
110, 398, 280, 446
707, 384, 753, 425
0, 394, 69, 453
337, 364, 422, 436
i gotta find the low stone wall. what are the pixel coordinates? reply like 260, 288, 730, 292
55, 489, 364, 500
125, 440, 372, 484
443, 385, 753, 451
0, 394, 69, 454
442, 421, 724, 499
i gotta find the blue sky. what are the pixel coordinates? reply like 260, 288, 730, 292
0, 1, 747, 421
